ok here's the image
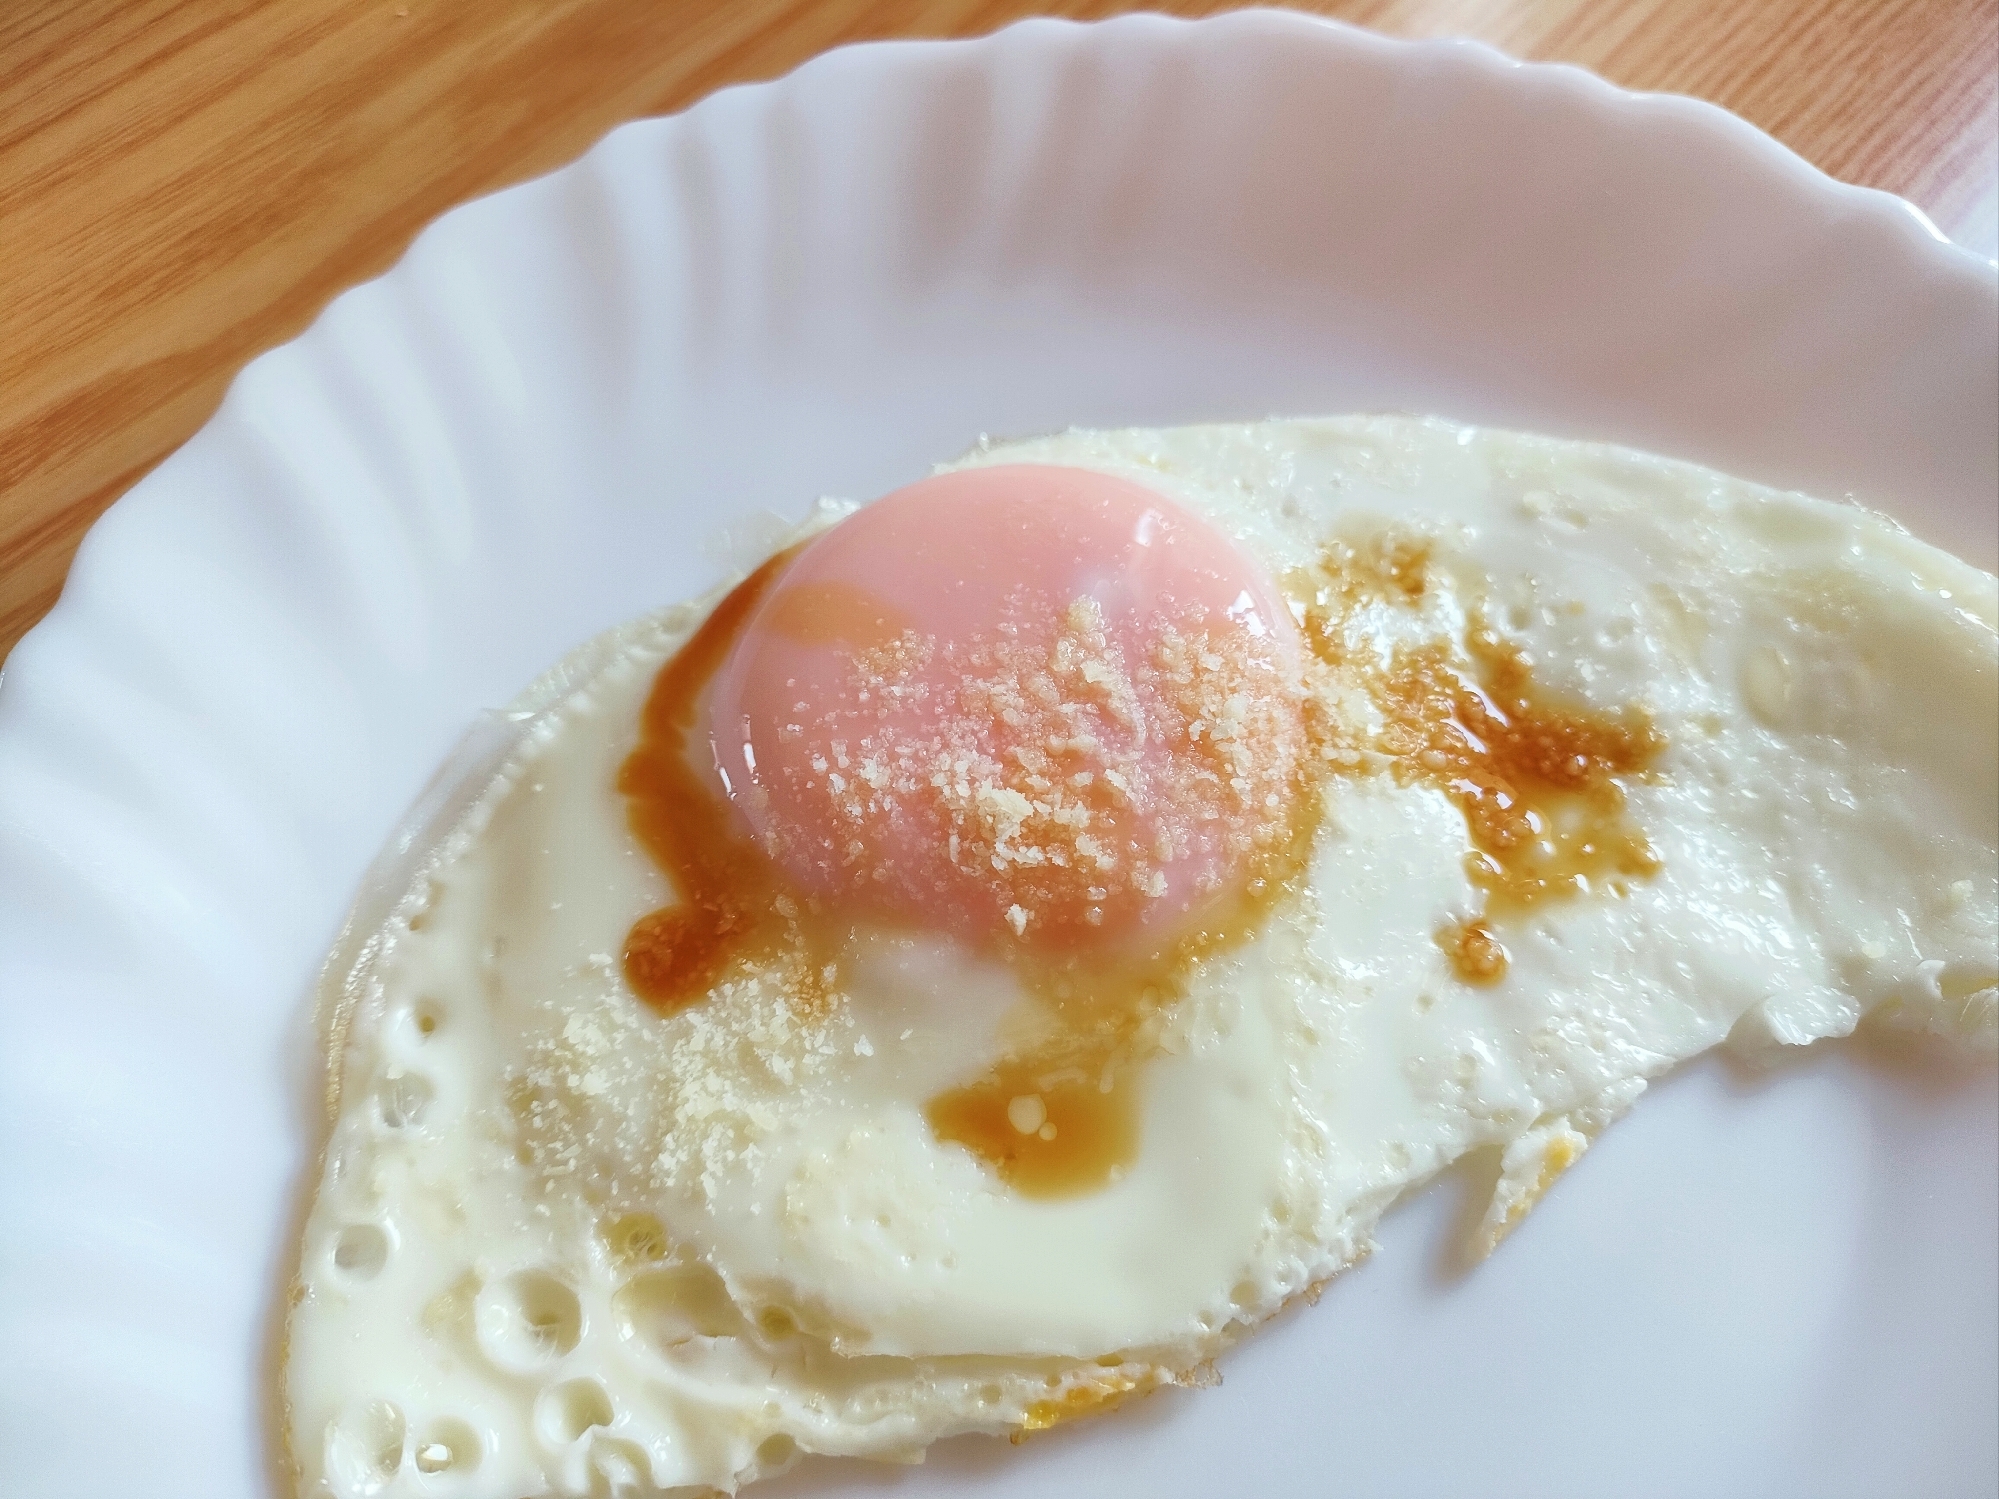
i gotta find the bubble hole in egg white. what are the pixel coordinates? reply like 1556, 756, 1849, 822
284, 416, 1998, 1499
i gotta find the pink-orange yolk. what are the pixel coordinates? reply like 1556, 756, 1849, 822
702, 465, 1308, 950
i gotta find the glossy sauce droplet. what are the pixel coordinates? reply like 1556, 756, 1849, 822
1443, 917, 1510, 986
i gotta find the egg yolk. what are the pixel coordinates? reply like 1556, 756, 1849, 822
702, 465, 1308, 950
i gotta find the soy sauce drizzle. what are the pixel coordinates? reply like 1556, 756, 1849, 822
1294, 543, 1666, 988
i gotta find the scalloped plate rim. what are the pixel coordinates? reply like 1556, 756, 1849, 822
1, 11, 1994, 1499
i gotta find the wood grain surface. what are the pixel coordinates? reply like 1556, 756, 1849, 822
3, 0, 1994, 664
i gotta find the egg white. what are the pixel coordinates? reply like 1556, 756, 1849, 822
285, 417, 1998, 1498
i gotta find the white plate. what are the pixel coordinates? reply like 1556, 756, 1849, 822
1, 11, 1994, 1498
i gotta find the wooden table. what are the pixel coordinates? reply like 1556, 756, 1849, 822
3, 0, 1993, 664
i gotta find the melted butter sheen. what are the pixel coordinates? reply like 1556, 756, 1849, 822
621, 556, 1318, 1199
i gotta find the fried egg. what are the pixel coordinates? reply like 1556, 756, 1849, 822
284, 415, 1998, 1498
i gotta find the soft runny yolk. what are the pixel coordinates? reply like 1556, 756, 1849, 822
703, 464, 1308, 950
